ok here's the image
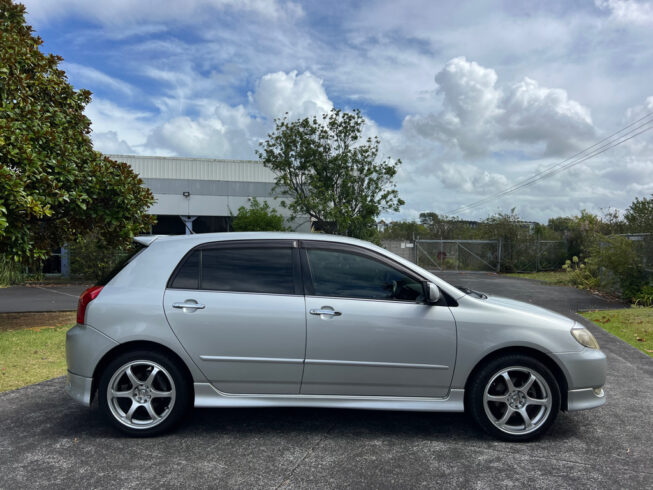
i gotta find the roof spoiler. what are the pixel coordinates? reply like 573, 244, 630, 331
133, 235, 162, 246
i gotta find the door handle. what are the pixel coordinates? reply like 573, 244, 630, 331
309, 308, 342, 317
172, 302, 206, 310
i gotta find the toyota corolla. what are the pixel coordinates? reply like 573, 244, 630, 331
66, 232, 606, 441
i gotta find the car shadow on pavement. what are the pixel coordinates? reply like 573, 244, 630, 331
57, 399, 583, 443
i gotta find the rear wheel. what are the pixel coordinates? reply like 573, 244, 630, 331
98, 350, 191, 436
468, 354, 560, 442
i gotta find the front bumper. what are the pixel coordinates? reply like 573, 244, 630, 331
65, 371, 93, 407
567, 387, 606, 411
555, 348, 607, 411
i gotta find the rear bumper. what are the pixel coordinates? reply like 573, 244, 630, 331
65, 371, 93, 407
567, 387, 606, 411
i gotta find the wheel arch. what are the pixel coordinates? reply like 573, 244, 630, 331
463, 346, 569, 411
91, 340, 195, 404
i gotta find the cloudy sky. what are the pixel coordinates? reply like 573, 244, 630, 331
22, 0, 653, 222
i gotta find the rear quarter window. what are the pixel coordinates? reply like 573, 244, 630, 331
96, 244, 146, 286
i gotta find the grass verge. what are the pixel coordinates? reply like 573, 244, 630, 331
505, 271, 570, 285
580, 307, 653, 358
0, 325, 69, 392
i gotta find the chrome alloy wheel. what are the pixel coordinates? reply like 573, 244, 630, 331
483, 366, 552, 436
107, 360, 176, 429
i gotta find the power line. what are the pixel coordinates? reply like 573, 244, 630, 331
449, 119, 653, 214
447, 112, 653, 215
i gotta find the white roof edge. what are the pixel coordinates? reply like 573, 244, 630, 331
107, 154, 259, 165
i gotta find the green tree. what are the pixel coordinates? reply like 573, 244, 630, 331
0, 0, 154, 264
231, 197, 289, 232
625, 195, 653, 234
547, 210, 604, 259
257, 109, 404, 240
380, 221, 428, 241
418, 212, 475, 239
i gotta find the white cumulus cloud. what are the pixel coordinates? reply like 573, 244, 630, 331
403, 57, 595, 158
251, 70, 333, 121
595, 0, 653, 26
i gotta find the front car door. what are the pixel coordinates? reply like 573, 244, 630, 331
300, 241, 457, 398
164, 240, 306, 394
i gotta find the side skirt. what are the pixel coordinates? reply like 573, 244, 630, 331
193, 383, 465, 412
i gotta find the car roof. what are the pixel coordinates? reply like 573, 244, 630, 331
135, 232, 376, 249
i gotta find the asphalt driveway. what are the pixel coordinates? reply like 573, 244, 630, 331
1, 273, 651, 489
0, 284, 88, 313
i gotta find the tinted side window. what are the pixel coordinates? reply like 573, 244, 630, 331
170, 250, 200, 289
306, 248, 423, 301
201, 247, 294, 294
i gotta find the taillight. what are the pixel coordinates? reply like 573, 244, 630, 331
77, 286, 104, 324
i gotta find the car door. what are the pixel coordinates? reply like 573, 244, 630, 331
164, 240, 306, 395
300, 241, 457, 398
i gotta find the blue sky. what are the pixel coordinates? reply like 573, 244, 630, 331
21, 0, 653, 222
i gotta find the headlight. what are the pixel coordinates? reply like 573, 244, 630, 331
571, 326, 600, 349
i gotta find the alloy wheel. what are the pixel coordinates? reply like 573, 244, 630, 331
482, 366, 552, 436
106, 360, 176, 429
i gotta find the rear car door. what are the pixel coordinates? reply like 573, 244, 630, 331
164, 240, 306, 394
300, 241, 457, 398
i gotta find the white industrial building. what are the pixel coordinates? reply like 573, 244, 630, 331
111, 155, 311, 234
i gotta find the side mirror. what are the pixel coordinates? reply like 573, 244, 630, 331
425, 282, 441, 304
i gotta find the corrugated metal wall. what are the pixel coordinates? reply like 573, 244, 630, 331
109, 154, 276, 183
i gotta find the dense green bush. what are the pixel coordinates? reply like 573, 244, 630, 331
590, 236, 645, 300
633, 285, 653, 307
0, 256, 26, 286
231, 197, 289, 232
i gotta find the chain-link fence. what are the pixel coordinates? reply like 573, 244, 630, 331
415, 240, 500, 272
382, 239, 567, 272
623, 234, 653, 274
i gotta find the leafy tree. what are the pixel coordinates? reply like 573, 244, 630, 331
625, 195, 653, 234
257, 109, 404, 240
547, 210, 604, 259
380, 221, 428, 241
418, 212, 476, 239
0, 0, 154, 264
231, 197, 289, 232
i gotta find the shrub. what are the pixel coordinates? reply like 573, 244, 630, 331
563, 256, 600, 290
633, 285, 653, 307
590, 236, 645, 300
0, 256, 26, 286
231, 197, 289, 232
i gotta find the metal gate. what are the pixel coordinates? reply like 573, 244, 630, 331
415, 240, 501, 272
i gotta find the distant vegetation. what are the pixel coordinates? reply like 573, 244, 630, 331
380, 196, 653, 303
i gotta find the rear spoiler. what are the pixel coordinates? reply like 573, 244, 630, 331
133, 235, 163, 247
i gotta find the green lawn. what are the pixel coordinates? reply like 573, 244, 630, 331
581, 307, 653, 358
505, 271, 570, 285
0, 325, 69, 392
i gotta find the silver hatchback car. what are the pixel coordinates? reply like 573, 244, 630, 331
66, 232, 606, 441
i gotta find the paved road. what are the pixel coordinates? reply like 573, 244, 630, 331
0, 285, 89, 313
1, 273, 651, 489
437, 271, 626, 313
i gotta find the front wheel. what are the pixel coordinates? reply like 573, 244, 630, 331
98, 350, 191, 436
468, 354, 560, 442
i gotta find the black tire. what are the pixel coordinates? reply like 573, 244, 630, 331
467, 354, 561, 442
98, 349, 191, 437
